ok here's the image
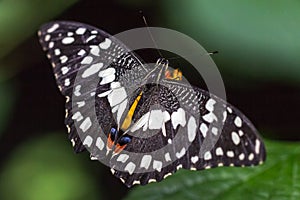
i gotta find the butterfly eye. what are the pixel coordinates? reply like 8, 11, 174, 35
118, 136, 131, 146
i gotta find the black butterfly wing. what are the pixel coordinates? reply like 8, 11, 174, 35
39, 21, 266, 188
162, 80, 266, 167
109, 81, 266, 187
38, 21, 149, 153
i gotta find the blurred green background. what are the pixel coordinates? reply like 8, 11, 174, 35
0, 0, 299, 200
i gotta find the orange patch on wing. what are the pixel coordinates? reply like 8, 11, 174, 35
106, 133, 114, 150
165, 68, 182, 81
114, 143, 127, 154
165, 70, 172, 79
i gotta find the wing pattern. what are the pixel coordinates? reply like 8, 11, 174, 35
38, 21, 266, 187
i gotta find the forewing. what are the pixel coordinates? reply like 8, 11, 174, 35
38, 21, 149, 153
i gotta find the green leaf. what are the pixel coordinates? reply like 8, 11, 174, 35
0, 133, 102, 200
126, 140, 300, 200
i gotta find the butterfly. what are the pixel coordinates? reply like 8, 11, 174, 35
38, 21, 266, 187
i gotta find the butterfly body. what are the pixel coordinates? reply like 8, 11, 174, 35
38, 21, 266, 187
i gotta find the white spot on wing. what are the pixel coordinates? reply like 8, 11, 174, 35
148, 179, 156, 183
47, 23, 59, 33
163, 111, 170, 122
44, 34, 51, 41
125, 162, 136, 175
99, 68, 116, 85
90, 45, 100, 56
204, 151, 212, 160
81, 56, 93, 64
231, 131, 240, 145
99, 38, 112, 49
83, 135, 93, 147
239, 130, 244, 136
202, 112, 217, 123
255, 139, 260, 154
86, 35, 96, 42
71, 139, 75, 147
177, 164, 183, 170
200, 123, 208, 137
216, 147, 224, 156
60, 55, 68, 64
74, 85, 81, 96
80, 117, 92, 132
77, 49, 86, 56
153, 160, 162, 172
248, 153, 254, 161
76, 27, 86, 35
191, 156, 199, 164
72, 111, 83, 121
96, 137, 104, 150
163, 173, 172, 179
165, 152, 171, 162
223, 111, 227, 122
76, 101, 85, 108
117, 154, 129, 163
99, 67, 116, 77
91, 30, 98, 34
205, 98, 216, 112
107, 87, 127, 107
239, 153, 245, 160
227, 107, 232, 113
187, 116, 197, 142
61, 67, 69, 75
212, 127, 218, 135
64, 78, 70, 86
48, 42, 54, 49
226, 150, 234, 158
82, 63, 103, 78
142, 118, 148, 131
176, 147, 186, 158
234, 116, 242, 127
162, 123, 166, 137
130, 112, 150, 132
54, 49, 61, 56
67, 32, 74, 36
110, 82, 121, 89
149, 110, 164, 129
132, 180, 140, 185
171, 108, 186, 129
98, 90, 112, 98
90, 156, 98, 160
62, 37, 75, 44
140, 155, 152, 169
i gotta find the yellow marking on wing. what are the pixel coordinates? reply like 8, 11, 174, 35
121, 91, 143, 130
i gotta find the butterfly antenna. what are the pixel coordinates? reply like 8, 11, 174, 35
139, 11, 164, 58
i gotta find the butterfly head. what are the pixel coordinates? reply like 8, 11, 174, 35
156, 57, 169, 67
155, 58, 182, 81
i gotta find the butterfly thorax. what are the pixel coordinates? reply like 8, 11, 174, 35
105, 58, 177, 156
